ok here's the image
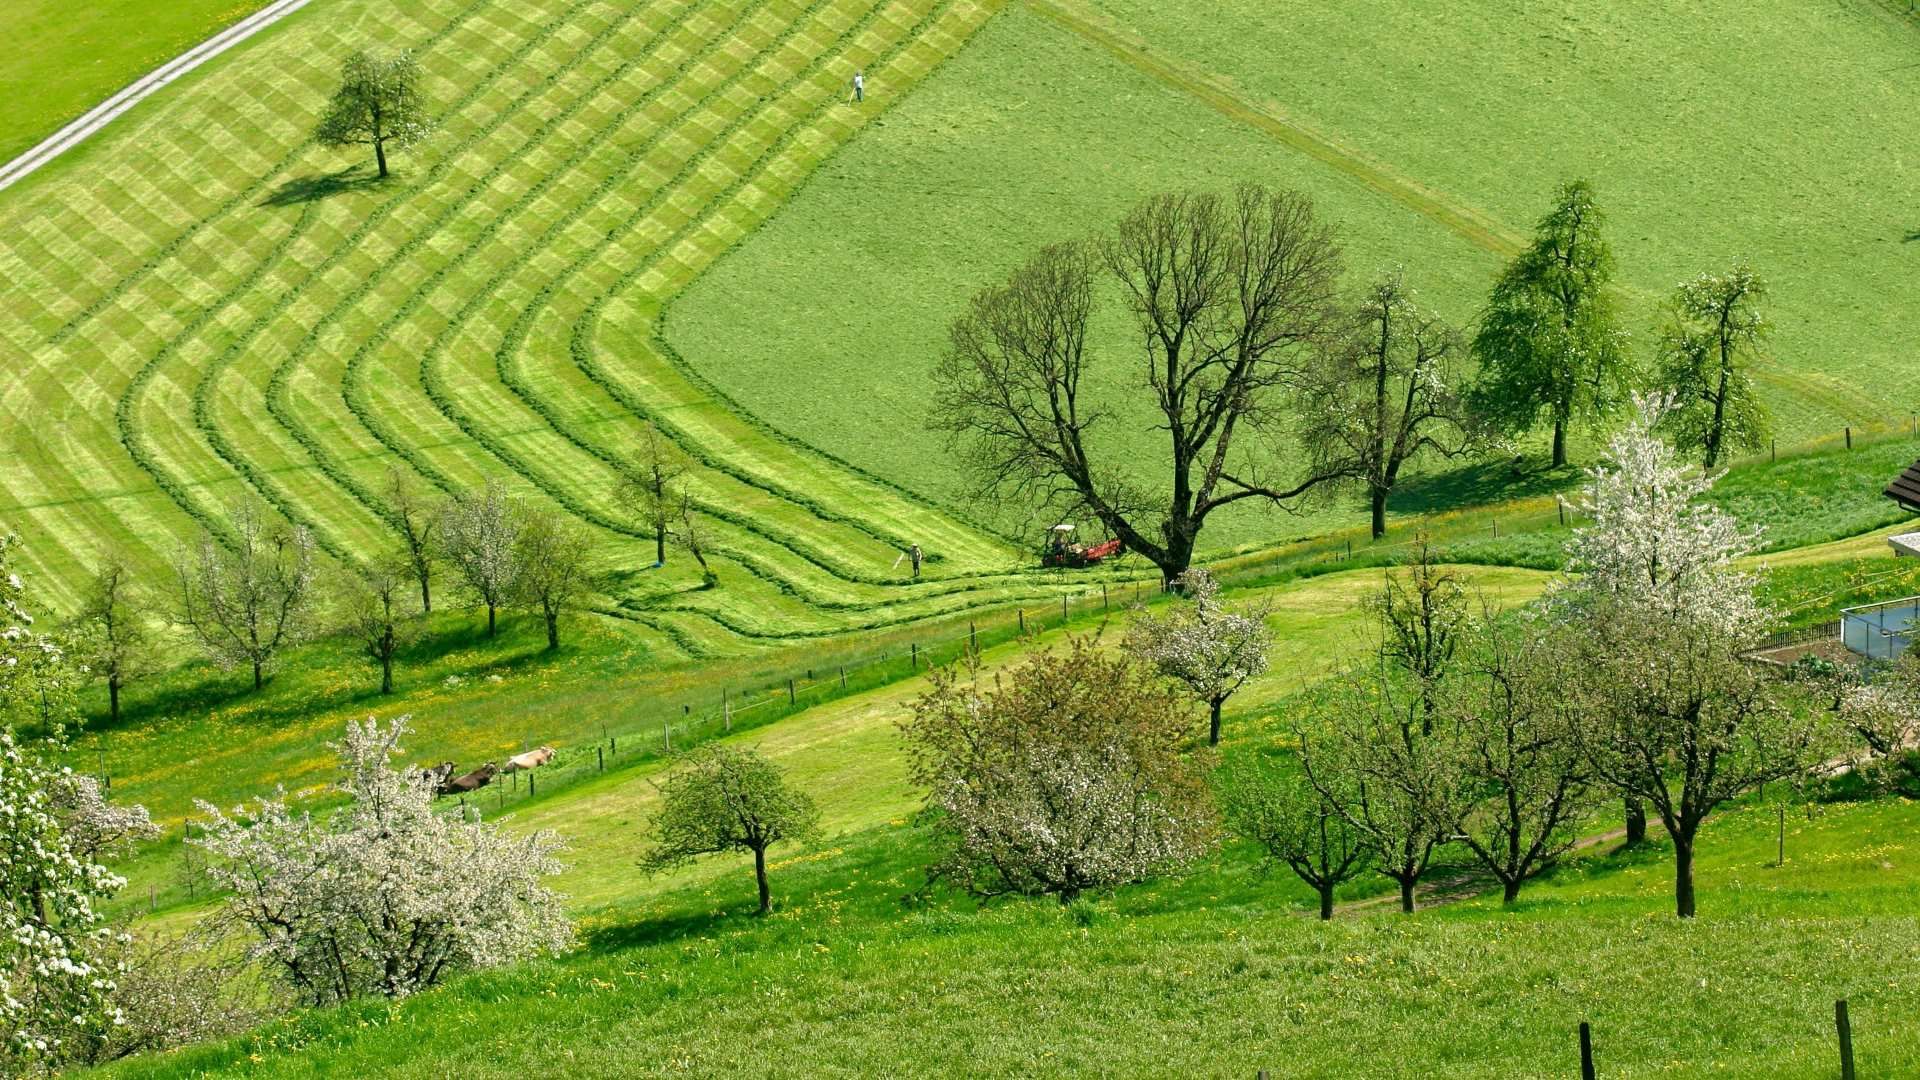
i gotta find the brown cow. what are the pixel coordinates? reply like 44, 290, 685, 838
437, 763, 497, 797
501, 746, 556, 773
417, 762, 456, 791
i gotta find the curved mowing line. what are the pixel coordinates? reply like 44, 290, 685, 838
347, 0, 778, 526
171, 0, 638, 556
550, 1, 1023, 571
111, 202, 318, 547
404, 0, 867, 534
45, 0, 499, 347
260, 0, 699, 534
483, 0, 938, 582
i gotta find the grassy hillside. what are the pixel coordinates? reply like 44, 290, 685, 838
0, 0, 268, 163
670, 0, 1920, 549
102, 678, 1920, 1077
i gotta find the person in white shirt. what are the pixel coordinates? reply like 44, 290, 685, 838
851, 70, 865, 103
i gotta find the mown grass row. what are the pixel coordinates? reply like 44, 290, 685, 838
259, 0, 677, 536
187, 0, 658, 564
41, 0, 500, 347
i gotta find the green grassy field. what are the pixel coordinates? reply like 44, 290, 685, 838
99, 677, 1920, 1077
670, 0, 1920, 548
0, 0, 268, 163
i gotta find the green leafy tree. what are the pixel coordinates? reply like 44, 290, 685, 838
1469, 180, 1631, 467
315, 50, 432, 178
1654, 263, 1771, 468
337, 556, 417, 695
1217, 753, 1369, 919
616, 424, 690, 568
71, 553, 159, 724
512, 510, 592, 651
641, 745, 820, 916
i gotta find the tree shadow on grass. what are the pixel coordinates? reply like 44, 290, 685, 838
1390, 458, 1585, 517
260, 165, 384, 207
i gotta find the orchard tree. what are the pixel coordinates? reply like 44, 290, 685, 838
1217, 752, 1369, 919
72, 553, 159, 724
193, 716, 571, 1003
1126, 568, 1272, 746
1299, 271, 1473, 538
1554, 398, 1825, 917
1469, 180, 1631, 467
617, 423, 690, 568
675, 494, 717, 588
1445, 613, 1593, 904
1372, 536, 1470, 731
1299, 666, 1467, 913
934, 185, 1346, 584
513, 510, 591, 651
315, 50, 432, 178
1654, 263, 1771, 469
175, 500, 317, 691
903, 637, 1218, 902
640, 745, 820, 916
338, 557, 416, 694
439, 480, 522, 637
382, 466, 441, 613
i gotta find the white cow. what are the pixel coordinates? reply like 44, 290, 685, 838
502, 746, 556, 773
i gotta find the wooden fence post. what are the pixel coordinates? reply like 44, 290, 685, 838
663, 721, 671, 753
1062, 594, 1069, 623
1578, 1021, 1595, 1080
1771, 438, 1776, 463
1102, 584, 1108, 609
724, 688, 731, 732
969, 621, 977, 653
1845, 426, 1853, 450
1836, 999, 1855, 1080
911, 643, 918, 669
840, 665, 846, 689
1018, 608, 1025, 633
597, 746, 604, 772
787, 679, 796, 705
528, 770, 535, 798
1559, 501, 1566, 527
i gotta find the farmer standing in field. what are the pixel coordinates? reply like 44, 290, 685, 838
910, 543, 922, 579
851, 70, 865, 103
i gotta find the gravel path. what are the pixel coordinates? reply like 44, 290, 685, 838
0, 0, 311, 194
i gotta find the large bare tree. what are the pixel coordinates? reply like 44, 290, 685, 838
933, 185, 1344, 583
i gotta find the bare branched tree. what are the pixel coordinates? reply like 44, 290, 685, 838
383, 466, 441, 614
616, 423, 690, 568
175, 501, 317, 691
934, 185, 1345, 583
513, 510, 592, 651
337, 556, 416, 694
439, 480, 522, 637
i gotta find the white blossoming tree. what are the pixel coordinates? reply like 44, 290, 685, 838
0, 535, 157, 1072
903, 637, 1218, 902
1553, 396, 1826, 917
193, 715, 572, 1004
1127, 569, 1273, 746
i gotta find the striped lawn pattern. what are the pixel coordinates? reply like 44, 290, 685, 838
0, 0, 1145, 654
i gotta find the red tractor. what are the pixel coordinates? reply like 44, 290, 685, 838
1041, 524, 1122, 569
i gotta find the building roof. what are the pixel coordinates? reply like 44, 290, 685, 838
1886, 457, 1920, 513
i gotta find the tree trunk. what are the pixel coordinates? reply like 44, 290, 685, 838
253, 659, 264, 691
419, 573, 431, 614
1370, 485, 1388, 540
1318, 883, 1335, 920
1208, 697, 1224, 746
381, 653, 394, 695
1673, 837, 1696, 919
1398, 875, 1416, 913
108, 674, 121, 723
545, 610, 559, 651
487, 603, 497, 637
1623, 797, 1647, 846
656, 530, 667, 566
1501, 877, 1522, 905
374, 137, 389, 178
754, 846, 771, 916
1551, 418, 1568, 468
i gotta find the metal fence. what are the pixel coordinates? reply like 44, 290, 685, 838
1839, 595, 1920, 660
